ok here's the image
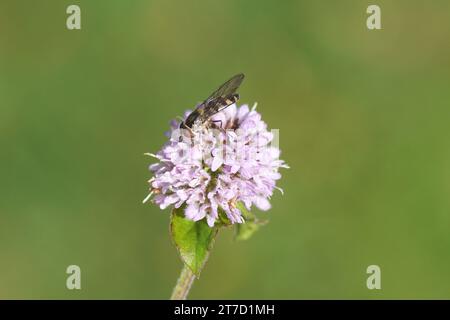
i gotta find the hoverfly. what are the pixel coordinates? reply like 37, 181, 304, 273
180, 73, 245, 131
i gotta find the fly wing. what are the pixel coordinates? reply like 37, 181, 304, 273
200, 94, 240, 122
204, 73, 245, 103
185, 73, 245, 126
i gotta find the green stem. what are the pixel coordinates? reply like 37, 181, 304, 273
170, 264, 196, 300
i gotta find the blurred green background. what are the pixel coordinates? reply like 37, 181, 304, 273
1, 0, 450, 299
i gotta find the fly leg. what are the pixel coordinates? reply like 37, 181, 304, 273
210, 119, 223, 129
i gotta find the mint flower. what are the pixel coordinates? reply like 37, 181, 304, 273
144, 103, 288, 227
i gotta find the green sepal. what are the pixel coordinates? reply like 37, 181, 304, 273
234, 202, 268, 241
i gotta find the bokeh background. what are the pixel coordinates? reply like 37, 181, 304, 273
1, 0, 450, 299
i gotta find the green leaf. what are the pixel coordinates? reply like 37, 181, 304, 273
234, 202, 268, 241
170, 208, 218, 277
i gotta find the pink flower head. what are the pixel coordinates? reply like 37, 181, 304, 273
144, 103, 288, 227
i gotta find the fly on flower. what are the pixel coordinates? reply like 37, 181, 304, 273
145, 85, 288, 228
180, 73, 245, 131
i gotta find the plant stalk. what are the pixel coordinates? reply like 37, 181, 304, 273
170, 264, 196, 300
